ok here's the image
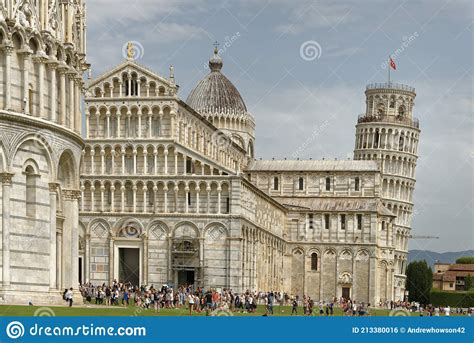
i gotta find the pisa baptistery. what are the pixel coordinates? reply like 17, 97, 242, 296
0, 1, 88, 304
354, 82, 420, 302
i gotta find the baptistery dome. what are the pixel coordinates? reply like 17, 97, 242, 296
186, 47, 247, 116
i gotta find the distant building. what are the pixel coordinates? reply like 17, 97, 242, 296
433, 263, 474, 291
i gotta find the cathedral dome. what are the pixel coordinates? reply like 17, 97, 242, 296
186, 48, 247, 116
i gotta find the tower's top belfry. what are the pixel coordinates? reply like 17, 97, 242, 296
360, 82, 418, 128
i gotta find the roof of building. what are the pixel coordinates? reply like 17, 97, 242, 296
448, 264, 474, 272
247, 159, 379, 172
186, 48, 247, 116
276, 197, 394, 216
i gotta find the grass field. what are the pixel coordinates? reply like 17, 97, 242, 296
0, 304, 419, 317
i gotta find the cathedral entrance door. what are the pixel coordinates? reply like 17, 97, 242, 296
342, 287, 351, 300
118, 248, 140, 286
178, 270, 195, 286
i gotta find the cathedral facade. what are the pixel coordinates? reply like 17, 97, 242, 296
0, 1, 420, 306
78, 47, 419, 304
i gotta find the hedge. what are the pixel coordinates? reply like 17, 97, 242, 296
455, 257, 474, 264
430, 290, 474, 307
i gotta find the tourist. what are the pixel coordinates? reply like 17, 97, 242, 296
66, 288, 73, 307
292, 298, 298, 315
188, 292, 195, 315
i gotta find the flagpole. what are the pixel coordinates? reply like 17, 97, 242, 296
388, 56, 391, 84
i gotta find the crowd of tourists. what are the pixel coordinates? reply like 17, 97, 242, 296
75, 281, 472, 316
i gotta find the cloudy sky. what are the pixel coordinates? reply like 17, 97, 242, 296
85, 0, 473, 253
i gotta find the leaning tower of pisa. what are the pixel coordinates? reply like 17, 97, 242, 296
353, 82, 420, 301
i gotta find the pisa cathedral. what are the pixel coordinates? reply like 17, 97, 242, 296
0, 1, 420, 305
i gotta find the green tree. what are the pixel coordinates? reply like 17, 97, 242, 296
464, 275, 474, 291
455, 257, 474, 264
406, 260, 433, 305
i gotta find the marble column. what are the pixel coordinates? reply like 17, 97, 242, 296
34, 55, 46, 118
61, 189, 81, 289
1, 173, 14, 287
59, 67, 67, 125
84, 234, 90, 283
22, 50, 32, 114
48, 183, 59, 289
3, 44, 13, 110
49, 62, 58, 122
164, 149, 168, 174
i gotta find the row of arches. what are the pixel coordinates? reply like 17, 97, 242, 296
355, 153, 417, 180
174, 110, 248, 172
86, 105, 173, 139
204, 114, 254, 135
366, 93, 414, 118
81, 144, 228, 176
382, 178, 415, 203
91, 71, 172, 99
0, 25, 82, 132
80, 179, 231, 215
86, 218, 227, 240
355, 127, 419, 154
385, 201, 413, 234
241, 226, 286, 292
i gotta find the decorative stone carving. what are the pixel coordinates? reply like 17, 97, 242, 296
149, 224, 166, 240
91, 222, 108, 238
338, 272, 353, 285
207, 225, 227, 241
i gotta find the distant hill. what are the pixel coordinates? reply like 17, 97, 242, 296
408, 250, 474, 268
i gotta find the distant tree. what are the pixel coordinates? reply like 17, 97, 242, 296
406, 260, 433, 305
464, 275, 474, 291
455, 257, 474, 264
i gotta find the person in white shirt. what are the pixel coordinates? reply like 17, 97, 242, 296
188, 293, 195, 315
445, 306, 450, 316
65, 288, 73, 307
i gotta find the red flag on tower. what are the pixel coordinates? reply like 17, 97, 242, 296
389, 57, 397, 70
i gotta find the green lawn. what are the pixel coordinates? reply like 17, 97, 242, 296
0, 304, 419, 317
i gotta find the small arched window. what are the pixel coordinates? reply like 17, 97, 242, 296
126, 155, 133, 173
28, 84, 34, 115
399, 135, 405, 152
354, 177, 360, 191
324, 214, 330, 230
374, 129, 379, 148
149, 186, 155, 205
25, 166, 37, 217
398, 105, 406, 116
273, 177, 279, 190
311, 253, 318, 271
325, 177, 331, 191
126, 186, 133, 206
389, 98, 395, 108
298, 177, 304, 190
